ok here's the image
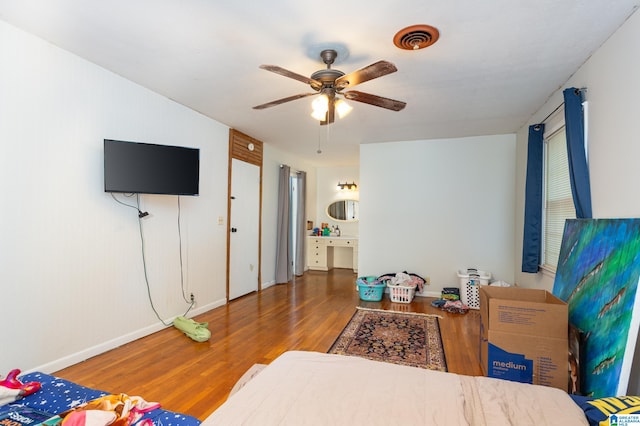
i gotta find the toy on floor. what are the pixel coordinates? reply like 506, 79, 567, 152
0, 369, 41, 406
173, 316, 211, 342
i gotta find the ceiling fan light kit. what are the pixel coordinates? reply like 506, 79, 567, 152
254, 48, 406, 125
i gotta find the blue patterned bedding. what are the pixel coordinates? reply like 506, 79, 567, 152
0, 372, 201, 425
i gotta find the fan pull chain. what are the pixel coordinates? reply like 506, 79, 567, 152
317, 124, 329, 154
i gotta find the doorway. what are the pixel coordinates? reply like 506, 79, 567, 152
229, 158, 260, 299
290, 173, 299, 273
227, 129, 263, 301
290, 172, 306, 276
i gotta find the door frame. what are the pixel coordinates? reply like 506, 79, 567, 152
227, 129, 263, 302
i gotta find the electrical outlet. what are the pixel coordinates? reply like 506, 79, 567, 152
424, 276, 431, 285
190, 293, 195, 302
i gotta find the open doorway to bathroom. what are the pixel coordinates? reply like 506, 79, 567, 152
276, 165, 306, 283
290, 171, 305, 276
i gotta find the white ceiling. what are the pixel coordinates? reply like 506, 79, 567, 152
1, 0, 638, 166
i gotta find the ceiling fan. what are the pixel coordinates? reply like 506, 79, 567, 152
253, 49, 406, 125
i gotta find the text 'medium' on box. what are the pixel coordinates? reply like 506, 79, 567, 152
479, 286, 568, 391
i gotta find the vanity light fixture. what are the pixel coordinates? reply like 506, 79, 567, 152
337, 182, 358, 191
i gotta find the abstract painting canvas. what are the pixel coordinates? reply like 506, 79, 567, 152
552, 218, 640, 397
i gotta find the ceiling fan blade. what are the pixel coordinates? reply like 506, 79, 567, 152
343, 90, 406, 111
253, 93, 317, 110
259, 65, 323, 90
335, 61, 398, 89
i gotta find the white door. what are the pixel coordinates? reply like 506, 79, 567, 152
229, 159, 260, 300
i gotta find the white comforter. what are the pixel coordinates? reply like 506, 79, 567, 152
202, 351, 588, 426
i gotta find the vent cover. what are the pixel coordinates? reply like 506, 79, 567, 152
393, 24, 440, 50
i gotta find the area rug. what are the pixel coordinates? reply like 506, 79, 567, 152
328, 307, 447, 371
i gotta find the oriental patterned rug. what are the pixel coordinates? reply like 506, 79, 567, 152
328, 307, 447, 371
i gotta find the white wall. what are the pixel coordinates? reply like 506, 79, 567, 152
513, 10, 640, 392
360, 134, 516, 296
0, 20, 229, 373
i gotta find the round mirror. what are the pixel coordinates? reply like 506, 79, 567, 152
327, 200, 359, 222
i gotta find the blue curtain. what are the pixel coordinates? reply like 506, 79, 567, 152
563, 87, 592, 218
522, 124, 545, 273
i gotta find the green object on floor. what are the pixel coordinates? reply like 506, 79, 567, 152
173, 316, 211, 342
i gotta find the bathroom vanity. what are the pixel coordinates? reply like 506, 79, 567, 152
307, 236, 358, 272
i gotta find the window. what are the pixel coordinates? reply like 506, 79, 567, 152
542, 109, 576, 272
522, 88, 589, 275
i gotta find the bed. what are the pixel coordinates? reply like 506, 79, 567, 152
203, 351, 592, 426
1, 371, 200, 425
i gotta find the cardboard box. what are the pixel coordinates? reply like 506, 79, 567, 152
480, 286, 567, 338
479, 286, 568, 390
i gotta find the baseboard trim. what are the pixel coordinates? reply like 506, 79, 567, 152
262, 280, 277, 289
29, 297, 227, 375
415, 290, 441, 298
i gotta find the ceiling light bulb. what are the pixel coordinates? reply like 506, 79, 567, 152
311, 95, 329, 121
335, 99, 353, 118
312, 95, 329, 112
311, 109, 326, 121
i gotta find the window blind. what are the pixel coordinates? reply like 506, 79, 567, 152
544, 128, 576, 271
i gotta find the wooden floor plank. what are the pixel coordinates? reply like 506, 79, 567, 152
53, 269, 482, 421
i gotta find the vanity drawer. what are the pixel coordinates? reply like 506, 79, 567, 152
308, 239, 327, 254
327, 238, 357, 247
310, 250, 327, 263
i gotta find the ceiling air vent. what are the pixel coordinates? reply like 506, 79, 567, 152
393, 24, 440, 50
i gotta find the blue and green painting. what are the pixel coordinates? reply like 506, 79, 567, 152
553, 218, 640, 397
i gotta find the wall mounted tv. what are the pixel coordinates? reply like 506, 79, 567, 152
104, 139, 200, 196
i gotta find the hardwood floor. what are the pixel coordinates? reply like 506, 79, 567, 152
53, 269, 483, 421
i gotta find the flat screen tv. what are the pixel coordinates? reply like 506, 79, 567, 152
104, 139, 200, 196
